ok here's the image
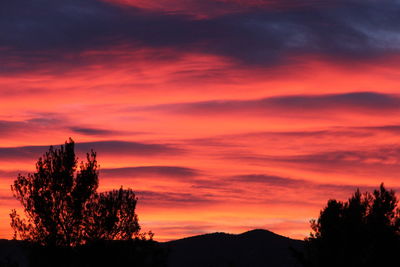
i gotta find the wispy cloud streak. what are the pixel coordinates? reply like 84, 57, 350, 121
137, 92, 400, 116
0, 141, 182, 160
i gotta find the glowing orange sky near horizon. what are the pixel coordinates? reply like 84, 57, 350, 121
1, 51, 400, 241
1, 0, 400, 242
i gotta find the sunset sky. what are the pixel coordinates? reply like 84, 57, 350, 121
1, 0, 400, 241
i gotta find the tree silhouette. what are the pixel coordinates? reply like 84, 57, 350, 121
84, 188, 141, 241
302, 184, 400, 267
10, 138, 141, 247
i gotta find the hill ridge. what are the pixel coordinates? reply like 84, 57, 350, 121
165, 228, 304, 267
165, 228, 301, 243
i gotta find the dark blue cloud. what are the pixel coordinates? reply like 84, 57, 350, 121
77, 140, 182, 155
268, 146, 400, 167
69, 127, 146, 136
139, 92, 400, 115
0, 117, 135, 137
135, 190, 217, 206
231, 174, 304, 187
230, 146, 400, 166
0, 140, 182, 160
359, 125, 400, 134
0, 116, 63, 136
101, 166, 199, 178
1, 0, 400, 72
70, 127, 120, 136
0, 120, 26, 135
230, 174, 384, 193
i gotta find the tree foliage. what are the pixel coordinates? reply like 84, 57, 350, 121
10, 139, 141, 247
302, 184, 400, 267
84, 188, 141, 241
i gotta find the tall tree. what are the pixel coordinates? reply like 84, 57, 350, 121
302, 184, 400, 267
10, 138, 140, 246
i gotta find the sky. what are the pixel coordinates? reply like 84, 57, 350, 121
1, 0, 400, 241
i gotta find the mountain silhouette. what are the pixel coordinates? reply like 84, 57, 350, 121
164, 229, 304, 267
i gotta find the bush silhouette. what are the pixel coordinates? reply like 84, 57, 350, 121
301, 184, 400, 267
10, 138, 141, 247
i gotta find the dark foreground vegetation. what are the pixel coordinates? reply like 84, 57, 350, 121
4, 139, 167, 267
0, 239, 166, 267
0, 139, 399, 266
298, 184, 400, 267
0, 229, 302, 267
10, 139, 143, 246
